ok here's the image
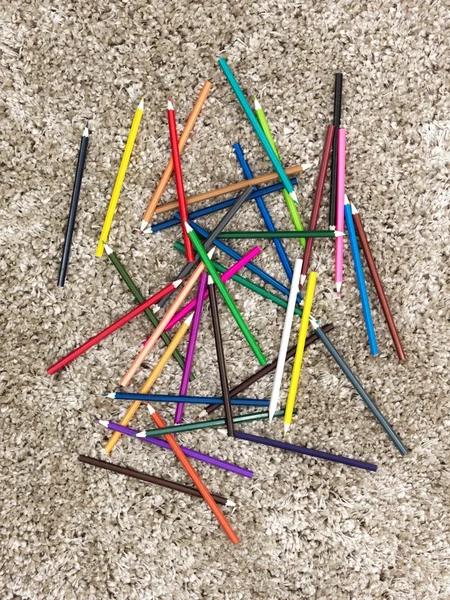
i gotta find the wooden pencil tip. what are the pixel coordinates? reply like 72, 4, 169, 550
167, 98, 174, 110
254, 97, 262, 110
103, 243, 113, 255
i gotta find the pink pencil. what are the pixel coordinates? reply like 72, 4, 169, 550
335, 129, 346, 297
164, 246, 262, 332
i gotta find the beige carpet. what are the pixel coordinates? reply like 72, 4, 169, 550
1, 0, 450, 598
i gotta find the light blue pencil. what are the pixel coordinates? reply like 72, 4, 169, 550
344, 194, 378, 355
218, 58, 298, 204
233, 143, 294, 281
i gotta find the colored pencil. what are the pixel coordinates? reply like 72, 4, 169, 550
145, 404, 239, 543
140, 82, 211, 232
175, 273, 208, 424
96, 99, 144, 257
254, 98, 307, 248
104, 243, 192, 378
120, 253, 213, 388
344, 195, 378, 355
163, 246, 261, 331
97, 422, 253, 477
147, 180, 296, 234
154, 163, 308, 215
269, 259, 303, 422
185, 222, 267, 366
218, 230, 342, 240
198, 324, 334, 419
105, 392, 270, 408
233, 143, 293, 280
351, 202, 406, 361
134, 408, 285, 438
335, 129, 346, 296
47, 279, 180, 375
218, 58, 297, 204
208, 276, 234, 436
57, 122, 89, 287
284, 272, 317, 434
300, 125, 335, 287
310, 318, 408, 455
104, 314, 194, 454
157, 187, 253, 311
329, 73, 343, 229
78, 455, 234, 506
224, 432, 377, 472
167, 98, 194, 262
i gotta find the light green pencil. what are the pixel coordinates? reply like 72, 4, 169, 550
184, 221, 267, 366
254, 98, 307, 249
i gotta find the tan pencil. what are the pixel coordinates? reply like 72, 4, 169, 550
154, 163, 310, 216
139, 82, 212, 232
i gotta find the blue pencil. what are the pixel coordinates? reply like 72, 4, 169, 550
344, 194, 379, 355
218, 58, 297, 204
189, 221, 302, 304
104, 392, 270, 407
148, 180, 296, 234
310, 319, 407, 455
233, 143, 293, 281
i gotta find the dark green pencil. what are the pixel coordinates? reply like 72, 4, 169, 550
218, 230, 343, 240
103, 244, 193, 380
135, 408, 286, 438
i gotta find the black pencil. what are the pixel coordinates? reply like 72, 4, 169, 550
57, 122, 89, 287
208, 276, 235, 436
328, 74, 342, 230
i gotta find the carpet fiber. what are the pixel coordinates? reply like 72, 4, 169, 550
1, 0, 450, 598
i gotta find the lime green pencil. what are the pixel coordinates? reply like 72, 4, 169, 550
284, 272, 318, 435
254, 98, 307, 249
184, 221, 267, 366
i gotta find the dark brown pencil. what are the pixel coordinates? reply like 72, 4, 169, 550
197, 323, 334, 419
329, 73, 343, 229
208, 277, 234, 436
78, 456, 234, 507
350, 203, 406, 360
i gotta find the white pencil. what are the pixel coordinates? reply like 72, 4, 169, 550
268, 258, 303, 422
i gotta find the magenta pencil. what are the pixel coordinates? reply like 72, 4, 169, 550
174, 272, 208, 424
335, 129, 346, 297
164, 246, 262, 332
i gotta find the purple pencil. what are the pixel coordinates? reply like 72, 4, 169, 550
174, 272, 208, 424
227, 431, 377, 472
96, 419, 253, 478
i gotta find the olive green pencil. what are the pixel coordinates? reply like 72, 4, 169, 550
184, 221, 267, 366
218, 230, 343, 240
135, 408, 286, 438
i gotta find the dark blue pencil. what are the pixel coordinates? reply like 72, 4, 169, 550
104, 392, 269, 408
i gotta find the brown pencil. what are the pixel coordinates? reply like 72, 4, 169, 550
208, 276, 234, 437
78, 456, 234, 506
197, 324, 334, 419
350, 203, 406, 360
154, 163, 309, 215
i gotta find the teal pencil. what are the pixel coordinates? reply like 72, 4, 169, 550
218, 58, 298, 205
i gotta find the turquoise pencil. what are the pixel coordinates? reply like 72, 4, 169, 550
218, 58, 298, 205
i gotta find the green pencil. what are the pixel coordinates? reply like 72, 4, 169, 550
218, 58, 297, 205
184, 221, 267, 366
104, 244, 193, 379
218, 230, 343, 240
254, 97, 307, 248
135, 408, 286, 438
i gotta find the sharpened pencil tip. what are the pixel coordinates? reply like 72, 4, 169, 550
195, 410, 207, 421
97, 420, 109, 427
147, 404, 155, 415
301, 163, 314, 171
135, 431, 145, 438
184, 221, 193, 233
167, 98, 174, 110
299, 274, 307, 287
103, 243, 113, 255
335, 231, 345, 237
350, 202, 359, 215
283, 423, 290, 437
254, 97, 262, 110
290, 190, 299, 205
184, 313, 194, 326
336, 281, 342, 296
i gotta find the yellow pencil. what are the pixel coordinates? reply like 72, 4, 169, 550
104, 313, 193, 454
95, 98, 144, 257
284, 271, 317, 435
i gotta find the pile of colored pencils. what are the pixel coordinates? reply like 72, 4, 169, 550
51, 62, 407, 545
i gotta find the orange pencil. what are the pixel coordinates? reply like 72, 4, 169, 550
167, 99, 194, 262
120, 250, 214, 387
139, 82, 212, 232
147, 403, 239, 543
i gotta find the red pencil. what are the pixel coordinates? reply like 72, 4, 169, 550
167, 99, 194, 262
300, 125, 335, 287
47, 279, 182, 374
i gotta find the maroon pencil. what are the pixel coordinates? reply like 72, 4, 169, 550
300, 125, 335, 287
351, 202, 406, 360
